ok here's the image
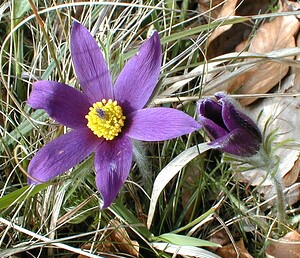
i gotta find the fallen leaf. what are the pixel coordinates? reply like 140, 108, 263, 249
206, 0, 270, 59
285, 0, 300, 17
78, 220, 139, 257
283, 158, 300, 187
216, 239, 253, 258
207, 0, 239, 44
235, 28, 300, 203
228, 5, 300, 105
197, 0, 225, 20
209, 228, 231, 249
285, 183, 300, 206
265, 230, 300, 258
108, 219, 139, 256
235, 95, 300, 205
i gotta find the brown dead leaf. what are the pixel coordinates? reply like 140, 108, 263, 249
285, 0, 300, 16
207, 0, 239, 44
286, 183, 300, 206
197, 0, 225, 20
234, 46, 300, 202
108, 220, 139, 256
209, 228, 231, 249
283, 158, 300, 187
236, 13, 299, 52
266, 230, 300, 258
228, 12, 300, 105
235, 32, 300, 204
78, 220, 139, 257
216, 239, 253, 258
235, 94, 300, 205
206, 0, 270, 59
78, 243, 108, 258
230, 60, 291, 106
283, 158, 300, 206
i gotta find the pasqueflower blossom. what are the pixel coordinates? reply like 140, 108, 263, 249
27, 22, 200, 208
197, 92, 262, 157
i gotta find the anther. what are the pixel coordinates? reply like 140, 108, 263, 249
85, 99, 126, 140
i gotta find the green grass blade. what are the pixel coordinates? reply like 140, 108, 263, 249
151, 233, 221, 247
0, 184, 48, 210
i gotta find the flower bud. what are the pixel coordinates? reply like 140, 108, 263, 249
197, 92, 262, 157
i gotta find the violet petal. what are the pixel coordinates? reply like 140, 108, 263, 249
209, 127, 261, 156
198, 115, 228, 139
94, 136, 133, 209
71, 22, 113, 103
197, 99, 226, 130
28, 81, 90, 129
28, 128, 101, 185
124, 107, 200, 141
216, 93, 262, 141
114, 32, 162, 114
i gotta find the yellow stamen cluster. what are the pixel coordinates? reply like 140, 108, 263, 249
86, 99, 126, 140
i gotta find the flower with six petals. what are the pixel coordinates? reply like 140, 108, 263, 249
197, 92, 262, 157
27, 22, 200, 208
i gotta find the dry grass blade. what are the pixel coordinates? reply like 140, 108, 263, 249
0, 218, 103, 258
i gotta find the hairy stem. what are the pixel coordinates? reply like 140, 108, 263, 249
272, 169, 286, 230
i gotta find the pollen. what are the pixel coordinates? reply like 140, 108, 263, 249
86, 99, 126, 140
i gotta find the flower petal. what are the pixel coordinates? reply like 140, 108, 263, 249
215, 92, 262, 142
197, 99, 226, 130
28, 81, 90, 129
124, 108, 200, 141
28, 128, 101, 185
209, 128, 261, 156
94, 136, 133, 209
114, 32, 162, 114
71, 22, 113, 103
198, 115, 228, 139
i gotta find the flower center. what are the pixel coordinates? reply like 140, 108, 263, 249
86, 99, 126, 140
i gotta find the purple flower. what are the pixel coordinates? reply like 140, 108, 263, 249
197, 92, 262, 157
27, 22, 200, 209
